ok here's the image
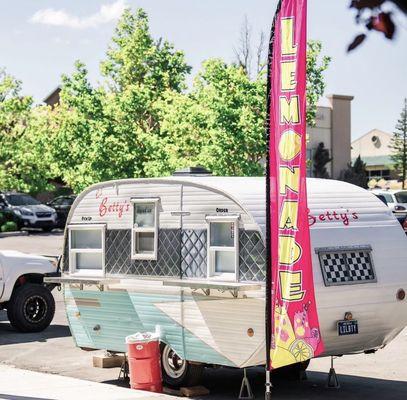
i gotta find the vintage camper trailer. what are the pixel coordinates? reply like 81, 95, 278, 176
50, 172, 407, 386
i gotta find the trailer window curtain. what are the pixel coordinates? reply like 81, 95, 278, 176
68, 225, 105, 275
206, 215, 239, 280
131, 198, 159, 260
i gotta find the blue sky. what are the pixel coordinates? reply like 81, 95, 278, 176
1, 0, 406, 139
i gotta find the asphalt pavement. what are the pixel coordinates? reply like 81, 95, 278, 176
1, 232, 407, 399
0, 364, 173, 400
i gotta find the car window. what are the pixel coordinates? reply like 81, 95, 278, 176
62, 198, 74, 206
395, 191, 407, 203
375, 194, 388, 205
381, 193, 394, 203
51, 198, 64, 206
5, 194, 41, 206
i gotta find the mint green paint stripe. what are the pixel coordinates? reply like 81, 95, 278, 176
65, 288, 235, 367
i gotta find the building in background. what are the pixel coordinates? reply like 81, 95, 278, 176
351, 129, 396, 180
307, 94, 353, 179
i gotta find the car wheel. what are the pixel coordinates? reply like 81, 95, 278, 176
160, 343, 204, 388
7, 283, 55, 333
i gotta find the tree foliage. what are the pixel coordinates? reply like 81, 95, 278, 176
157, 59, 267, 176
339, 155, 368, 188
49, 9, 192, 192
312, 142, 332, 178
348, 0, 406, 51
0, 70, 53, 193
306, 41, 331, 127
0, 8, 331, 194
390, 98, 407, 188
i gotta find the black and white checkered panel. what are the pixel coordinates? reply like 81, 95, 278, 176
319, 249, 375, 286
320, 253, 348, 284
345, 251, 375, 281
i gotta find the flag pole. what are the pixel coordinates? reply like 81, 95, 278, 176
265, 2, 282, 399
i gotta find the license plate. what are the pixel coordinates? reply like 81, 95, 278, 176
338, 320, 358, 336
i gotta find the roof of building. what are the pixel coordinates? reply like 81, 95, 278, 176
352, 155, 394, 167
352, 129, 392, 145
43, 87, 61, 106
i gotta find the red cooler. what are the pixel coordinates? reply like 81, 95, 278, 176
126, 332, 162, 393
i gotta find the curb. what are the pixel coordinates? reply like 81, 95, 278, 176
0, 231, 29, 238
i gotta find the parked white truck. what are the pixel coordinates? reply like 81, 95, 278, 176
0, 250, 59, 332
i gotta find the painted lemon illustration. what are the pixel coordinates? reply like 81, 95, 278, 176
270, 347, 297, 369
289, 339, 314, 362
278, 129, 301, 161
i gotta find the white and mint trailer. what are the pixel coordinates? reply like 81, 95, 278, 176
52, 173, 407, 386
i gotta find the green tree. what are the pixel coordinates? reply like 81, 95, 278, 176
101, 9, 191, 92
306, 41, 331, 127
158, 59, 266, 176
158, 41, 330, 175
339, 155, 368, 188
0, 70, 52, 193
50, 9, 191, 193
47, 62, 109, 192
233, 17, 330, 127
390, 98, 407, 188
44, 8, 331, 191
312, 142, 332, 178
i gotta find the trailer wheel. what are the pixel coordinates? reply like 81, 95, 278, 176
160, 343, 204, 388
7, 283, 55, 333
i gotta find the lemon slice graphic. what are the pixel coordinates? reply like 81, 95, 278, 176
289, 339, 314, 362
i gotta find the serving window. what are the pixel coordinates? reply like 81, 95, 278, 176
68, 225, 105, 275
131, 198, 159, 260
316, 246, 376, 286
206, 215, 239, 280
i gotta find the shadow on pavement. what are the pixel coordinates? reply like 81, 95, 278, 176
99, 366, 407, 400
102, 377, 130, 388
24, 230, 64, 237
0, 311, 71, 346
199, 367, 406, 400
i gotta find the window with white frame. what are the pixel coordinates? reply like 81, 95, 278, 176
131, 198, 159, 260
69, 225, 105, 275
206, 215, 239, 279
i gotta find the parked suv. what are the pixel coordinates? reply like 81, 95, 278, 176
0, 192, 57, 232
47, 195, 76, 228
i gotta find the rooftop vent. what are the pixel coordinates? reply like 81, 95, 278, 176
371, 135, 381, 148
172, 166, 212, 176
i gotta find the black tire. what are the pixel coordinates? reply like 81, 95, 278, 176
160, 343, 204, 388
7, 283, 55, 333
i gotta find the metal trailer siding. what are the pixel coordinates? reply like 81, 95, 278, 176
62, 177, 407, 366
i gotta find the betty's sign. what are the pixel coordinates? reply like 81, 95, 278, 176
267, 0, 324, 369
99, 197, 130, 218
